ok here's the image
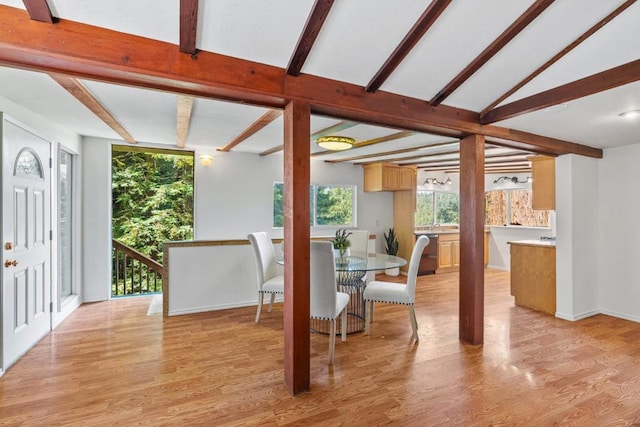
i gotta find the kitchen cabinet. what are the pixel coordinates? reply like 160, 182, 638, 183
419, 232, 489, 271
363, 162, 415, 192
528, 155, 555, 210
509, 240, 556, 315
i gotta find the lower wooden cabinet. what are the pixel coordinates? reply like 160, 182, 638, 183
434, 232, 488, 270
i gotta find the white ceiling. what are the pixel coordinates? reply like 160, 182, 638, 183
0, 0, 639, 170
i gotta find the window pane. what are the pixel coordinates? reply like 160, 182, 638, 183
415, 191, 434, 226
15, 148, 43, 179
59, 150, 73, 299
510, 190, 550, 227
315, 185, 354, 226
485, 191, 507, 225
436, 192, 459, 224
273, 182, 284, 227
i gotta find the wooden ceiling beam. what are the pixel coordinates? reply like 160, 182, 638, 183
393, 148, 529, 165
481, 0, 636, 115
176, 95, 193, 148
325, 140, 458, 163
366, 0, 452, 93
287, 0, 335, 76
179, 0, 199, 55
481, 59, 640, 124
22, 0, 55, 23
0, 5, 602, 158
219, 109, 282, 152
416, 157, 529, 168
430, 0, 555, 106
49, 73, 135, 143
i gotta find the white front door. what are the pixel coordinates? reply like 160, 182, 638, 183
2, 117, 52, 371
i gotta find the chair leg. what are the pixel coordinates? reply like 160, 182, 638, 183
341, 309, 347, 342
268, 293, 276, 312
328, 319, 336, 364
365, 300, 372, 335
255, 293, 264, 323
409, 305, 419, 342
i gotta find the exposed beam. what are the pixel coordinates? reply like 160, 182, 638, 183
481, 0, 636, 114
176, 95, 194, 148
325, 140, 458, 163
366, 0, 452, 93
430, 0, 555, 106
426, 166, 531, 173
312, 130, 414, 157
393, 148, 527, 165
49, 73, 136, 143
287, 0, 335, 76
219, 109, 282, 152
417, 157, 528, 168
0, 5, 602, 158
22, 0, 54, 23
259, 144, 284, 157
179, 0, 199, 55
481, 59, 640, 124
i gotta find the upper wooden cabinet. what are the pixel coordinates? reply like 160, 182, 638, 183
363, 162, 415, 192
528, 156, 555, 210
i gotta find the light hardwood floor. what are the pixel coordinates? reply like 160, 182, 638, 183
2, 269, 640, 426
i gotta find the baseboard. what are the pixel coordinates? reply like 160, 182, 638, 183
598, 309, 640, 324
555, 309, 599, 321
487, 264, 509, 271
168, 296, 284, 316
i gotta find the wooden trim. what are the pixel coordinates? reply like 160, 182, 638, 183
395, 147, 526, 165
259, 144, 284, 156
366, 0, 452, 92
22, 0, 55, 23
49, 73, 136, 143
481, 59, 640, 124
459, 134, 485, 345
481, 0, 636, 114
218, 109, 282, 152
176, 95, 193, 148
179, 0, 199, 55
0, 5, 601, 157
430, 0, 554, 106
286, 0, 335, 76
283, 100, 311, 395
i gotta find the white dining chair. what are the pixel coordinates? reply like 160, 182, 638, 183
363, 235, 430, 342
310, 241, 350, 364
248, 232, 284, 323
348, 230, 370, 256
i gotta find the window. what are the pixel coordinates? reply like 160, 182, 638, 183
272, 182, 356, 228
415, 190, 459, 226
59, 149, 74, 299
485, 190, 550, 227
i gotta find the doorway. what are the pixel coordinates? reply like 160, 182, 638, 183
1, 116, 52, 371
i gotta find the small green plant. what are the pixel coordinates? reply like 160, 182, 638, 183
333, 228, 352, 258
384, 228, 399, 256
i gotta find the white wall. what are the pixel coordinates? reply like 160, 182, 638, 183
82, 140, 394, 301
556, 155, 599, 321
597, 144, 640, 322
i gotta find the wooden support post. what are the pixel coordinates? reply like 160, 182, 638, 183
283, 101, 311, 394
459, 134, 485, 345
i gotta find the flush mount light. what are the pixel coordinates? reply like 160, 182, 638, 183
316, 136, 355, 151
619, 109, 640, 119
199, 154, 213, 166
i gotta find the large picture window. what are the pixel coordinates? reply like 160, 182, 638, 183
415, 190, 460, 226
485, 190, 550, 227
273, 182, 356, 228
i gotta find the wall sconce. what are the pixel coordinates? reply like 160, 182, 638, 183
493, 176, 531, 185
199, 154, 213, 166
423, 177, 452, 186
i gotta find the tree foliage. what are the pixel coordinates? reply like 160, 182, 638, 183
112, 149, 194, 263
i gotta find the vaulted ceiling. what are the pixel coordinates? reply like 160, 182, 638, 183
0, 0, 639, 174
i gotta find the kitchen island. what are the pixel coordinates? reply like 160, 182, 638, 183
508, 239, 556, 315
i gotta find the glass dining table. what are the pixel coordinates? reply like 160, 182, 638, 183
278, 251, 407, 334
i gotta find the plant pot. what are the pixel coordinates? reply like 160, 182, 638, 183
385, 262, 399, 276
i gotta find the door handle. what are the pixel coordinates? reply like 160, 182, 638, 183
4, 259, 18, 268
4, 242, 13, 250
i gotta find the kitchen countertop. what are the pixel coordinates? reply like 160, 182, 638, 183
414, 228, 490, 235
508, 239, 556, 247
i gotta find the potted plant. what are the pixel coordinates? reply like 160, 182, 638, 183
333, 228, 352, 259
384, 227, 400, 276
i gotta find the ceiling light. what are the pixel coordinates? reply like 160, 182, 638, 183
493, 176, 530, 185
423, 177, 452, 187
619, 109, 640, 119
316, 136, 355, 151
